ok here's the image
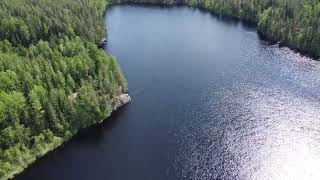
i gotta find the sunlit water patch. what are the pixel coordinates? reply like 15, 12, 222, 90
16, 5, 320, 180
173, 50, 320, 179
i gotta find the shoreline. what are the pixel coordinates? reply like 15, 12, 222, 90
6, 2, 318, 179
107, 2, 319, 60
6, 94, 130, 180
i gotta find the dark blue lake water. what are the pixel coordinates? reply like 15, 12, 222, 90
16, 5, 320, 180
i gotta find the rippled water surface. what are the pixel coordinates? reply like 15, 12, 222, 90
16, 5, 320, 180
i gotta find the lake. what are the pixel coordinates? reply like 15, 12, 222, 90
16, 5, 320, 180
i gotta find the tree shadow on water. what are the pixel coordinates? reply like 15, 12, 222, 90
14, 105, 131, 180
72, 105, 130, 145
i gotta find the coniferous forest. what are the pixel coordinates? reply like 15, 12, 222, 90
0, 0, 127, 179
110, 0, 320, 58
0, 0, 319, 179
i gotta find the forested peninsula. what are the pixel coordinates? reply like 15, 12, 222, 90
110, 0, 320, 58
0, 0, 127, 179
0, 0, 319, 179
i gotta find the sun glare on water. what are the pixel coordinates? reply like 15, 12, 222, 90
260, 138, 320, 180
247, 87, 320, 180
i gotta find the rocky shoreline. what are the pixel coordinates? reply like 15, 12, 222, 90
114, 94, 131, 110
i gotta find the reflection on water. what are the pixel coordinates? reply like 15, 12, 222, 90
16, 5, 320, 180
176, 88, 320, 180
175, 45, 320, 179
248, 87, 320, 180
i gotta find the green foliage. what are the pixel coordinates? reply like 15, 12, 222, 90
0, 17, 30, 46
1, 0, 317, 178
109, 0, 320, 57
257, 0, 320, 57
0, 0, 127, 179
0, 38, 127, 179
0, 0, 107, 46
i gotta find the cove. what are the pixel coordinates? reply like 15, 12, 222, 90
16, 5, 320, 180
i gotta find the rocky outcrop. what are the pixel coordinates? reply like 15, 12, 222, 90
98, 38, 107, 48
114, 94, 131, 110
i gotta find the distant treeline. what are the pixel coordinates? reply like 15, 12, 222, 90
0, 0, 319, 179
110, 0, 320, 58
0, 0, 127, 179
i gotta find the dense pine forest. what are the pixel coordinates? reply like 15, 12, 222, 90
0, 0, 127, 179
110, 0, 320, 57
0, 0, 319, 179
